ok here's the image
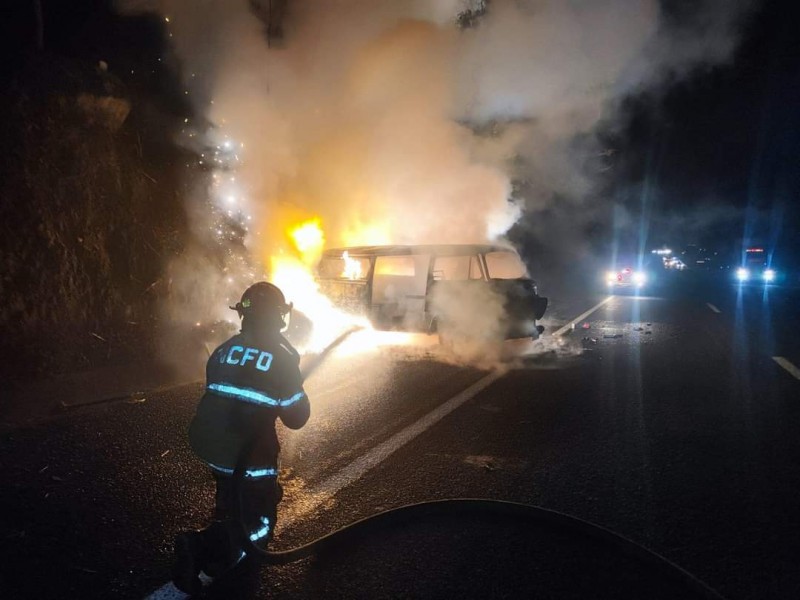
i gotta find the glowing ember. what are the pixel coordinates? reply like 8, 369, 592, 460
341, 251, 363, 280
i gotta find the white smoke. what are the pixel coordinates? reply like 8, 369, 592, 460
116, 0, 754, 360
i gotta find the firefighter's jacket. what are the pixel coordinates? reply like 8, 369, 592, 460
189, 330, 309, 477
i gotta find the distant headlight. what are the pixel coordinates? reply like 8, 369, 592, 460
763, 269, 776, 282
605, 271, 616, 284
633, 272, 646, 286
736, 267, 749, 281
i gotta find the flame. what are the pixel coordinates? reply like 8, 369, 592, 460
267, 215, 417, 356
342, 251, 363, 280
288, 218, 325, 265
270, 216, 371, 353
342, 220, 391, 247
270, 254, 365, 352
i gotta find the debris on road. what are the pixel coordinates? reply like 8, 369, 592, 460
160, 449, 170, 458
581, 322, 591, 329
464, 455, 500, 471
127, 392, 147, 404
73, 566, 99, 574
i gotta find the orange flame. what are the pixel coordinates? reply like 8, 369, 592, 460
266, 215, 416, 355
341, 251, 363, 279
288, 218, 325, 265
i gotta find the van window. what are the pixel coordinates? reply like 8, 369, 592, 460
484, 251, 527, 279
318, 254, 370, 280
374, 255, 416, 277
432, 255, 483, 281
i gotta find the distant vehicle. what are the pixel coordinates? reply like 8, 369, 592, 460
651, 248, 686, 271
315, 244, 548, 340
735, 246, 780, 284
605, 266, 648, 289
664, 256, 687, 270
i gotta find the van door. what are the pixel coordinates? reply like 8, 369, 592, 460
428, 254, 487, 333
371, 254, 430, 330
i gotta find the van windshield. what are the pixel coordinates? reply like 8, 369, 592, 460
484, 251, 527, 279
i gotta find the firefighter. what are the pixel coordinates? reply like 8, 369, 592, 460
173, 282, 310, 594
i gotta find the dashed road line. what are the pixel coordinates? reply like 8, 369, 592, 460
706, 303, 721, 314
772, 357, 800, 381
552, 296, 615, 337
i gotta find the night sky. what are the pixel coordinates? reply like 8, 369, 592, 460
3, 0, 799, 263
608, 0, 799, 258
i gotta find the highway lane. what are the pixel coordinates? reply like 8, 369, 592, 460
235, 285, 800, 599
1, 280, 799, 599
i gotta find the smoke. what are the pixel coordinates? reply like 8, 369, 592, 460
116, 0, 754, 362
430, 281, 508, 366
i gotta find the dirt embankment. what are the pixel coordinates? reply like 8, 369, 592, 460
0, 56, 196, 390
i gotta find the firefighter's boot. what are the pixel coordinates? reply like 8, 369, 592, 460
202, 520, 245, 578
173, 531, 204, 596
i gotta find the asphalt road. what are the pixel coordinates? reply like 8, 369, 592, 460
1, 273, 799, 599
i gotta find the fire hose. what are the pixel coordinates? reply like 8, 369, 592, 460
228, 328, 726, 600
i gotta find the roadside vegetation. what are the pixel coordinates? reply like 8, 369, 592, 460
0, 55, 191, 382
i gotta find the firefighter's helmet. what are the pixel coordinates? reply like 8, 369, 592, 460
231, 282, 292, 321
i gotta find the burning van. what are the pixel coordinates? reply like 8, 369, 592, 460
315, 245, 548, 340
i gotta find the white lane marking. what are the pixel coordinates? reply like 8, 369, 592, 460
552, 296, 615, 337
145, 563, 226, 599
706, 303, 721, 314
772, 357, 800, 381
280, 370, 504, 527
145, 582, 188, 599
144, 370, 504, 599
